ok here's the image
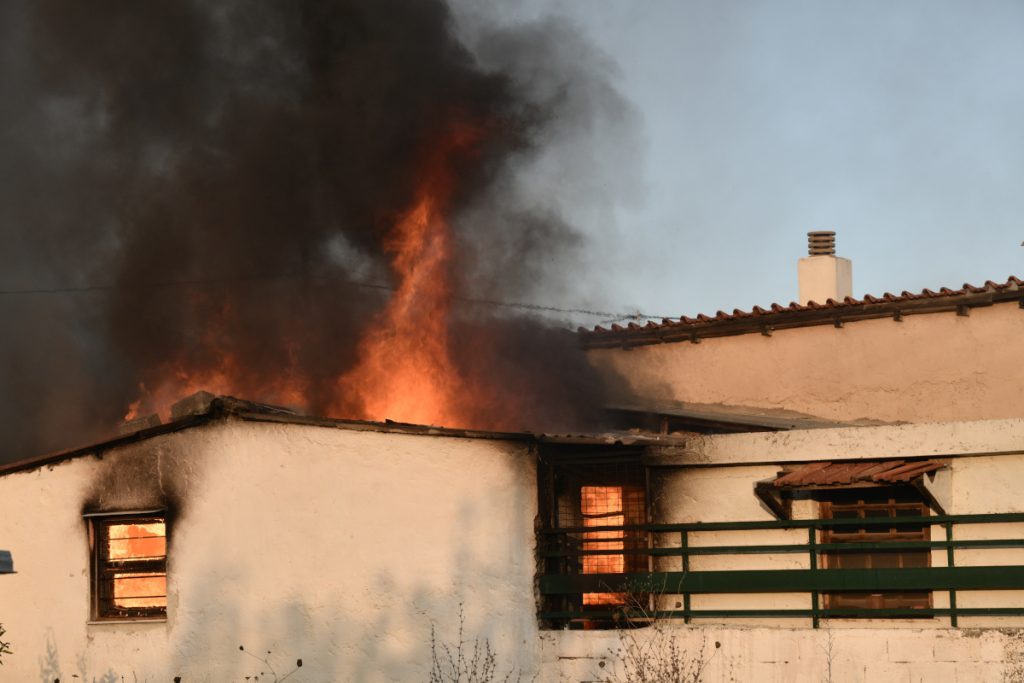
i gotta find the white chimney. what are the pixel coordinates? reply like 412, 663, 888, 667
797, 231, 852, 305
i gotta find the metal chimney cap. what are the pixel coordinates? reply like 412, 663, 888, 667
807, 230, 836, 256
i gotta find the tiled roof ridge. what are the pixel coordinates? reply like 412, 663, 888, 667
582, 275, 1023, 347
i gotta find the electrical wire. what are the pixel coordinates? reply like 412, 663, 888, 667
0, 274, 669, 322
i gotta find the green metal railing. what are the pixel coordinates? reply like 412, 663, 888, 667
538, 513, 1024, 627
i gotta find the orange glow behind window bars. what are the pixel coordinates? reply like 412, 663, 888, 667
581, 486, 627, 606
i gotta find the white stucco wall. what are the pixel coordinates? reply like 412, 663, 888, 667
0, 418, 539, 682
539, 442, 1024, 682
3, 417, 1024, 681
653, 464, 811, 628
543, 625, 1024, 682
588, 302, 1024, 424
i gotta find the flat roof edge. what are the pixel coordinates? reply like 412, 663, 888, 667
0, 396, 687, 477
648, 417, 1024, 466
0, 412, 218, 477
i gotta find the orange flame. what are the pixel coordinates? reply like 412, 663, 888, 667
331, 122, 483, 421
332, 123, 483, 425
124, 122, 486, 428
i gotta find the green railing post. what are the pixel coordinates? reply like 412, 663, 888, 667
538, 512, 1024, 626
809, 526, 820, 628
682, 530, 691, 624
946, 521, 958, 627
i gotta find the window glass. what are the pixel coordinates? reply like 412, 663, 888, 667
581, 486, 627, 605
92, 515, 167, 619
821, 490, 930, 612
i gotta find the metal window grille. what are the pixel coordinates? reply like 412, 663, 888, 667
821, 489, 930, 611
580, 484, 646, 605
90, 514, 167, 619
539, 452, 648, 618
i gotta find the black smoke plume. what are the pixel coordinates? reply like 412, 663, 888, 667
0, 0, 635, 461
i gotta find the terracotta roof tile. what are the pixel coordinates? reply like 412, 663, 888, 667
856, 461, 904, 478
582, 276, 1024, 347
772, 459, 944, 488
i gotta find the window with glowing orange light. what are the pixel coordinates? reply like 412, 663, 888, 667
538, 454, 648, 619
580, 485, 646, 605
88, 513, 167, 620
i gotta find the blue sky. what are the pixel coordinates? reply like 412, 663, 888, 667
464, 1, 1024, 321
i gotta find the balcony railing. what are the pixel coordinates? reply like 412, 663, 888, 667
538, 513, 1024, 627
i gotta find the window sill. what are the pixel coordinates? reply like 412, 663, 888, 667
87, 618, 167, 625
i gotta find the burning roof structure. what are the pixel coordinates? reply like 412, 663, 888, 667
0, 391, 695, 479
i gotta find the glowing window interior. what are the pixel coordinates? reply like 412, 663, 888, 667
581, 486, 626, 605
93, 515, 167, 618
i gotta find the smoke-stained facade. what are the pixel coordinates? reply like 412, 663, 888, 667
3, 398, 1024, 680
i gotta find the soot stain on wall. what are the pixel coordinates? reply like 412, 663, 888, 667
79, 426, 212, 539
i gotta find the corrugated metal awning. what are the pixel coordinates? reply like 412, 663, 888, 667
771, 459, 945, 488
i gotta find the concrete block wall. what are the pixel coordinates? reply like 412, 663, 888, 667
542, 626, 1024, 682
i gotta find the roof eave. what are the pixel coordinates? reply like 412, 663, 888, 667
584, 281, 1023, 349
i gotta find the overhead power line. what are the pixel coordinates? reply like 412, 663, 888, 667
0, 274, 669, 322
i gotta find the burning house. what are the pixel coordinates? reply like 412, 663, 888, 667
4, 233, 1024, 680
4, 0, 1024, 681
